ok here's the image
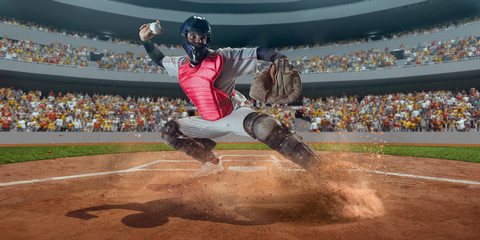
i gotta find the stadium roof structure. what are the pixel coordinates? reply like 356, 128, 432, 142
1, 0, 480, 48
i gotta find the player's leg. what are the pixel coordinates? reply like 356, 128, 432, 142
168, 108, 255, 177
177, 107, 319, 171
243, 111, 319, 171
161, 119, 224, 178
176, 107, 255, 138
161, 120, 218, 163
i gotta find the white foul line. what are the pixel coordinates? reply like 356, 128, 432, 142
1, 155, 479, 187
0, 169, 134, 187
351, 168, 480, 185
0, 159, 199, 187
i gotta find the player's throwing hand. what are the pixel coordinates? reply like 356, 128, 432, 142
139, 20, 163, 41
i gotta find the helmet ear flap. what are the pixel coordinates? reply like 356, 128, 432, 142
206, 34, 211, 46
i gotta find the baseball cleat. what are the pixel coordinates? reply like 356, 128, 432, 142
189, 161, 224, 178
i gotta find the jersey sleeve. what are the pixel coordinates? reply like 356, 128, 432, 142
161, 56, 188, 77
217, 47, 258, 77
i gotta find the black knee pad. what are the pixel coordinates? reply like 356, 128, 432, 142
161, 120, 217, 162
243, 112, 317, 170
243, 112, 283, 142
161, 120, 183, 149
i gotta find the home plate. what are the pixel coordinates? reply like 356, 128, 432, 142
228, 166, 266, 173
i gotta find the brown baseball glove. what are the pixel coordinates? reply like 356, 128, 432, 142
249, 58, 301, 104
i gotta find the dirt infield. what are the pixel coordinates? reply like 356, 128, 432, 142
0, 150, 479, 240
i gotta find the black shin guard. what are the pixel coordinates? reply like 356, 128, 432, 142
161, 120, 217, 163
243, 112, 318, 170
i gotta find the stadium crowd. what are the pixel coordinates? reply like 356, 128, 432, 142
1, 16, 480, 133
2, 33, 478, 75
1, 16, 145, 46
4, 14, 480, 51
1, 87, 479, 133
96, 49, 163, 73
0, 87, 196, 132
2, 15, 480, 75
0, 36, 162, 73
301, 88, 480, 133
401, 35, 480, 66
276, 15, 480, 51
291, 34, 480, 74
0, 36, 90, 67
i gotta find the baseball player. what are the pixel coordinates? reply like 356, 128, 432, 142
140, 16, 319, 178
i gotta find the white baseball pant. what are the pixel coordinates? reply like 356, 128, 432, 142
176, 107, 256, 139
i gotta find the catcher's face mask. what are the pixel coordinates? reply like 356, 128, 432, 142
180, 16, 212, 66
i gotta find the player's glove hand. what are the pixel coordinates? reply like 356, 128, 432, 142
249, 58, 302, 104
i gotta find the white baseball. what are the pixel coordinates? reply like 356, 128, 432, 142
150, 22, 162, 34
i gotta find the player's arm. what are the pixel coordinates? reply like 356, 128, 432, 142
257, 47, 288, 81
139, 21, 165, 68
250, 48, 301, 104
256, 47, 286, 62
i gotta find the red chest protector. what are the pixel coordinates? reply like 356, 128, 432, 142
178, 53, 233, 121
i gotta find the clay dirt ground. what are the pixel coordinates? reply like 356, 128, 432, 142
0, 150, 479, 240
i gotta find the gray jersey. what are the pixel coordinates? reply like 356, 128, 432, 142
162, 47, 258, 95
162, 47, 258, 138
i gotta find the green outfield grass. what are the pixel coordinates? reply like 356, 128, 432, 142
0, 144, 479, 165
